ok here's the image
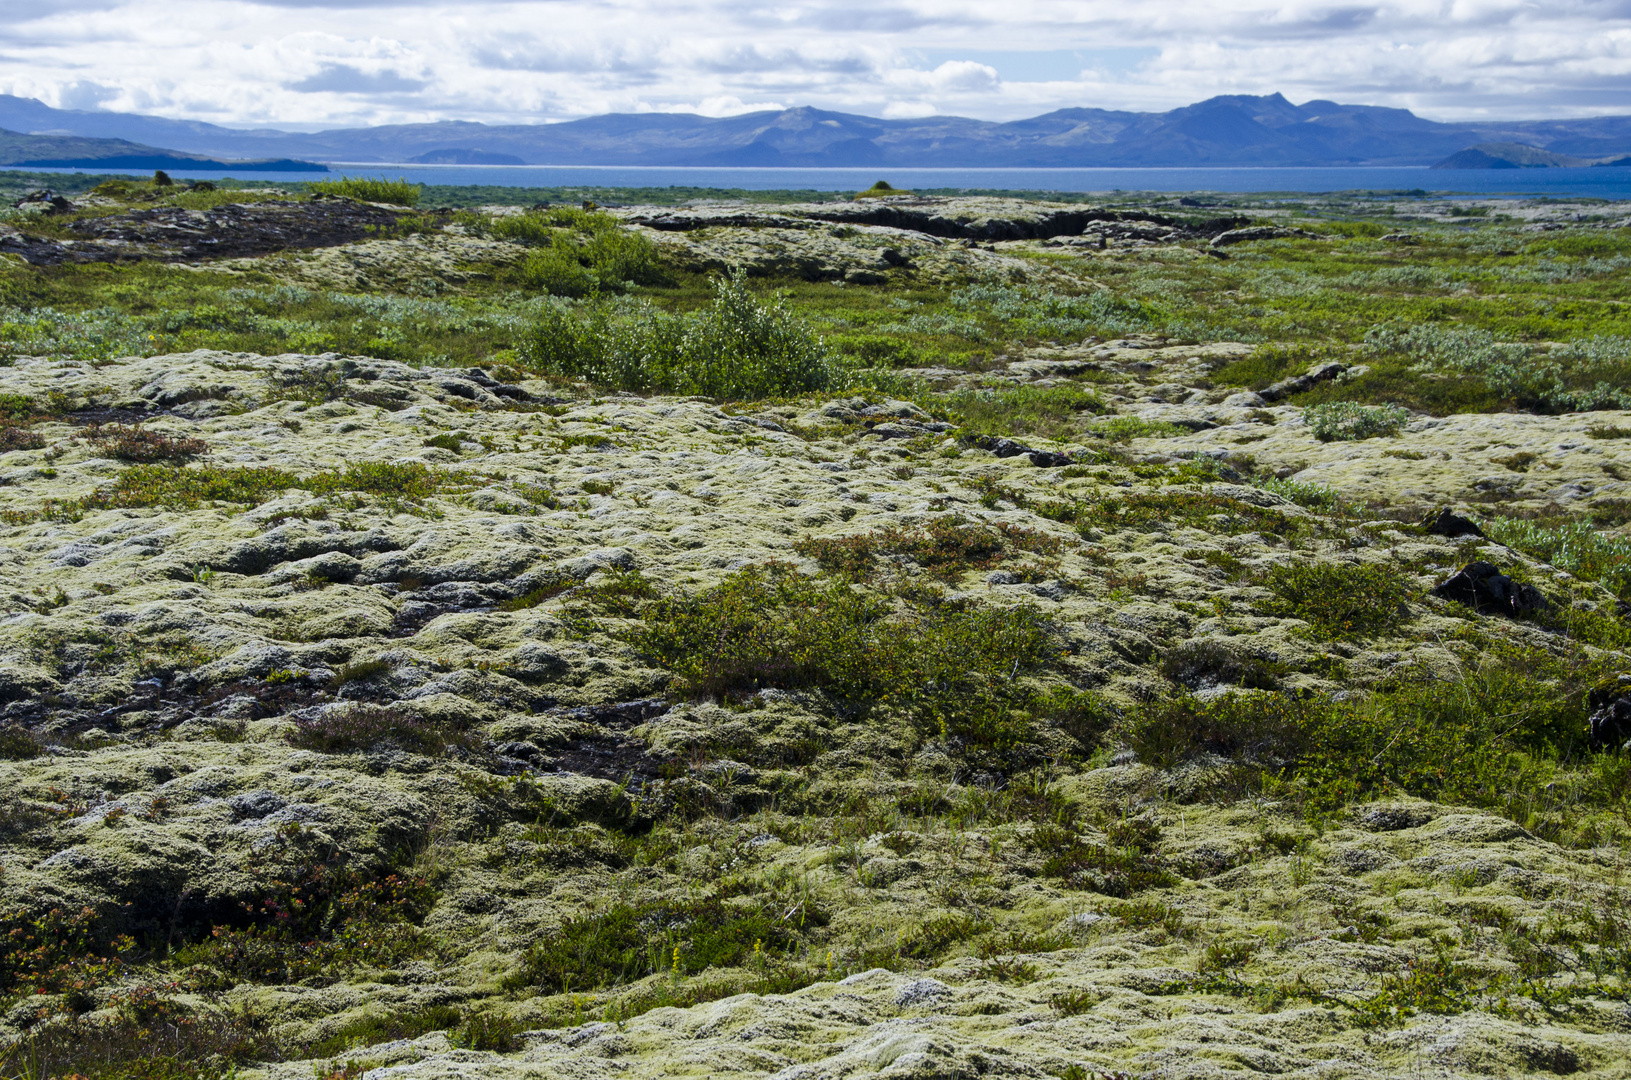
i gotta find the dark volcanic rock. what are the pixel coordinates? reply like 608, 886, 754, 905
1588, 677, 1631, 751
1590, 694, 1631, 751
1430, 560, 1548, 617
1, 197, 413, 266
1258, 361, 1348, 403
963, 433, 1073, 467
1424, 508, 1485, 538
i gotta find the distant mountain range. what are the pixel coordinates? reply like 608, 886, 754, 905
2, 92, 1630, 169
0, 128, 324, 172
1430, 141, 1631, 169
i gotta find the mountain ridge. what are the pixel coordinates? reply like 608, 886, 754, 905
3, 93, 1630, 168
0, 127, 325, 172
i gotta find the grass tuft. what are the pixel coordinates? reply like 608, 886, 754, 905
308, 177, 420, 207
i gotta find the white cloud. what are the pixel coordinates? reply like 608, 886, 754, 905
0, 0, 1627, 126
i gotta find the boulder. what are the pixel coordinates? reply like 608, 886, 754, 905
1210, 226, 1322, 248
1588, 676, 1631, 751
1259, 362, 1347, 402
1430, 561, 1548, 617
962, 434, 1072, 467
1424, 508, 1485, 538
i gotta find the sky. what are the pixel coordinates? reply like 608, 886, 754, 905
2, 0, 1630, 128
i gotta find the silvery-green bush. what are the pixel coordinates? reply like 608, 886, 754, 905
1303, 400, 1410, 442
1365, 322, 1631, 412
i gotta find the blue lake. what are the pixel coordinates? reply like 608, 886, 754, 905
9, 163, 1631, 199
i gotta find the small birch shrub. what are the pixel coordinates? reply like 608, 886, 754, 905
1303, 401, 1409, 441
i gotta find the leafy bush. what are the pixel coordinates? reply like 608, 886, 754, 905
1, 905, 132, 997
175, 867, 434, 988
301, 1003, 519, 1058
940, 383, 1107, 439
0, 725, 44, 760
1259, 560, 1414, 640
1481, 516, 1631, 599
1088, 416, 1187, 442
305, 1004, 462, 1058
1252, 475, 1345, 512
519, 242, 599, 297
9, 460, 468, 524
1068, 491, 1303, 537
631, 563, 1058, 751
794, 516, 1060, 582
581, 225, 660, 285
1126, 641, 1600, 811
1303, 400, 1410, 441
308, 177, 420, 207
0, 999, 274, 1080
1364, 323, 1631, 412
1031, 822, 1175, 897
472, 207, 659, 294
1213, 342, 1316, 390
854, 180, 905, 199
520, 270, 846, 399
88, 424, 208, 463
508, 895, 804, 994
948, 282, 1157, 341
0, 423, 45, 451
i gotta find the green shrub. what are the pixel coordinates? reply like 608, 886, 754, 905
520, 270, 846, 400
794, 516, 1059, 582
287, 704, 468, 756
1364, 324, 1631, 413
1259, 560, 1414, 640
1031, 822, 1175, 897
854, 180, 906, 199
1073, 491, 1302, 537
480, 208, 658, 293
631, 563, 1057, 751
1252, 475, 1345, 512
0, 393, 36, 420
1480, 516, 1631, 599
0, 725, 44, 760
1303, 401, 1410, 441
306, 1004, 462, 1058
519, 242, 598, 297
303, 1004, 520, 1057
507, 895, 808, 994
1125, 642, 1599, 810
829, 333, 924, 368
175, 867, 434, 987
1088, 416, 1187, 442
308, 177, 420, 207
582, 225, 659, 285
948, 282, 1156, 341
423, 433, 463, 452
329, 659, 390, 688
89, 424, 208, 463
942, 383, 1107, 439
0, 1000, 273, 1080
1214, 343, 1315, 390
